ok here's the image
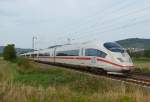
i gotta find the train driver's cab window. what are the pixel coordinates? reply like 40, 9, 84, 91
104, 42, 125, 53
85, 49, 107, 58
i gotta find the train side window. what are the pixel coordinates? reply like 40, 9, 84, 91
68, 50, 79, 56
39, 53, 50, 56
56, 50, 79, 56
26, 55, 30, 57
31, 54, 37, 57
56, 52, 68, 56
44, 53, 50, 56
85, 49, 107, 58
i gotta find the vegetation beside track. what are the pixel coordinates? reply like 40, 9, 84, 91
0, 58, 150, 102
133, 58, 150, 73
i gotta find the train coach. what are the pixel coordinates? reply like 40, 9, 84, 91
20, 41, 134, 75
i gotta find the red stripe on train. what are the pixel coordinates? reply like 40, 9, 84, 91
37, 56, 133, 68
97, 58, 133, 68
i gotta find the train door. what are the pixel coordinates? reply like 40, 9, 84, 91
78, 48, 86, 66
51, 48, 56, 63
84, 48, 98, 67
91, 56, 97, 67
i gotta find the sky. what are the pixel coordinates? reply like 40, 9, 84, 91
0, 0, 150, 49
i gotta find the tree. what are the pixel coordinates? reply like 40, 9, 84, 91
3, 44, 17, 61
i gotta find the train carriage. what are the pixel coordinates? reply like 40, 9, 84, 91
21, 41, 133, 75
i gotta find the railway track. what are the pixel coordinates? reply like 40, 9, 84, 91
126, 75, 150, 87
108, 75, 150, 88
126, 77, 150, 87
67, 66, 150, 88
90, 71, 150, 88
36, 61, 150, 88
82, 70, 150, 88
72, 68, 150, 88
95, 72, 150, 88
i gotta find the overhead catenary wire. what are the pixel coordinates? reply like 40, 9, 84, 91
75, 18, 150, 43
50, 0, 139, 43
58, 0, 138, 35
64, 10, 150, 44
70, 5, 150, 36
73, 10, 150, 40
38, 1, 150, 47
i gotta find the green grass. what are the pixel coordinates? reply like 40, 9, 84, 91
11, 59, 91, 89
0, 58, 150, 102
12, 61, 119, 94
14, 66, 89, 88
0, 60, 14, 82
133, 58, 150, 73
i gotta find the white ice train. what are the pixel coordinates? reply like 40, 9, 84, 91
20, 41, 134, 75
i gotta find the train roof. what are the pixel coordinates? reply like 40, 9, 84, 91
21, 41, 118, 55
48, 45, 62, 48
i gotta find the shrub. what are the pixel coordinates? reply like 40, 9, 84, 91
144, 49, 150, 58
16, 57, 34, 74
17, 57, 30, 68
0, 53, 2, 57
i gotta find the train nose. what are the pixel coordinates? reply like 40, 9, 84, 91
116, 53, 133, 64
121, 65, 134, 72
124, 65, 133, 69
117, 57, 133, 65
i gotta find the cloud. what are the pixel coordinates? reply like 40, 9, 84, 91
0, 0, 150, 48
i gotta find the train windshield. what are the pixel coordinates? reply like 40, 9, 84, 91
104, 42, 125, 53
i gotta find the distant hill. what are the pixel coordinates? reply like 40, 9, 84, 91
0, 46, 33, 54
15, 48, 34, 54
116, 38, 150, 49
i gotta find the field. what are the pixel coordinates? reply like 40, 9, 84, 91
133, 58, 150, 73
0, 58, 150, 102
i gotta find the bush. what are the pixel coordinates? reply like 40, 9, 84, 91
16, 57, 34, 74
17, 57, 31, 68
144, 49, 150, 58
3, 44, 16, 61
0, 53, 2, 57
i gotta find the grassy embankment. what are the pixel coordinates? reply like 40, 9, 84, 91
133, 58, 150, 73
0, 58, 150, 102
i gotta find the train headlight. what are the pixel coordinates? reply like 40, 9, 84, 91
117, 58, 124, 62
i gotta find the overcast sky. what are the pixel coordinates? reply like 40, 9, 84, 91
0, 0, 150, 49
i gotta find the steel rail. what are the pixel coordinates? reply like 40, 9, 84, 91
35, 61, 150, 88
